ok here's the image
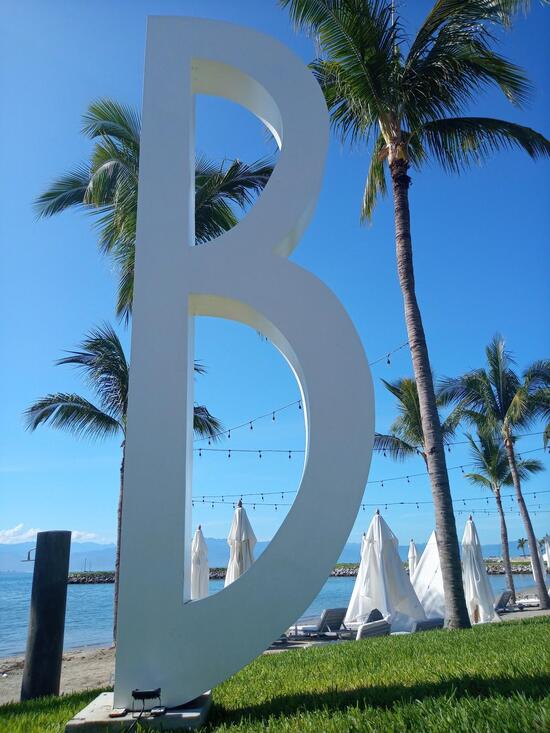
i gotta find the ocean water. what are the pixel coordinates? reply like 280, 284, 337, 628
0, 571, 539, 657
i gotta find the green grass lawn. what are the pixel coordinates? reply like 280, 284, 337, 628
1, 617, 549, 733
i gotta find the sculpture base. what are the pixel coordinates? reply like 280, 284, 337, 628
65, 691, 211, 731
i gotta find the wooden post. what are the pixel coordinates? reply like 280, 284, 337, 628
20, 530, 71, 701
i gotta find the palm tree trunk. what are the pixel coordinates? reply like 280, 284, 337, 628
113, 444, 125, 642
494, 487, 515, 603
390, 157, 470, 629
503, 436, 549, 609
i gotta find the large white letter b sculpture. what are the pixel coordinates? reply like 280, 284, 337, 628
115, 17, 374, 708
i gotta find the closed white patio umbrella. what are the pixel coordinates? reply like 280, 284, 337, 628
543, 535, 550, 572
408, 539, 418, 577
531, 542, 546, 583
411, 530, 446, 620
191, 525, 209, 600
344, 512, 426, 632
462, 516, 499, 624
224, 500, 257, 587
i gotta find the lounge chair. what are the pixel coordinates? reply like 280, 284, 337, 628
354, 618, 391, 640
290, 607, 348, 637
337, 610, 390, 640
494, 589, 513, 613
414, 617, 445, 632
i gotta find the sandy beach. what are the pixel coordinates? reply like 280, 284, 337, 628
0, 645, 115, 706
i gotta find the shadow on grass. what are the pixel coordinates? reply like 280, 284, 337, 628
209, 674, 550, 726
0, 688, 105, 716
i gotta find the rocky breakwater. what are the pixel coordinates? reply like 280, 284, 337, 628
68, 571, 114, 584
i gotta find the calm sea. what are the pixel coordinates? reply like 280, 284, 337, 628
0, 571, 538, 657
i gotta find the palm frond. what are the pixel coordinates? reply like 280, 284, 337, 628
34, 165, 92, 218
464, 472, 494, 491
361, 134, 388, 222
24, 393, 121, 440
404, 0, 532, 123
193, 405, 223, 440
373, 432, 418, 461
281, 0, 399, 143
81, 99, 140, 148
417, 117, 550, 173
56, 324, 128, 422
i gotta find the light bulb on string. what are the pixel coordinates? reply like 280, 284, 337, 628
227, 430, 231, 439
407, 476, 410, 484
386, 354, 391, 365
298, 401, 302, 410
228, 449, 231, 459
199, 448, 202, 458
288, 450, 292, 459
259, 450, 262, 459
250, 422, 253, 431
272, 412, 276, 421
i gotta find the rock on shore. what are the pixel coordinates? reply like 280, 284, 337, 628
67, 560, 537, 584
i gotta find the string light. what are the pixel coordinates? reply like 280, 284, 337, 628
191, 496, 550, 516
193, 486, 550, 505
194, 341, 410, 444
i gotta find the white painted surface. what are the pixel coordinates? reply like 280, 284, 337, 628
115, 17, 374, 707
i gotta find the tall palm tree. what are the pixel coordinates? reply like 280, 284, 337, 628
439, 336, 550, 608
374, 377, 459, 465
34, 99, 273, 322
464, 432, 543, 602
280, 0, 550, 629
24, 324, 222, 639
517, 538, 527, 557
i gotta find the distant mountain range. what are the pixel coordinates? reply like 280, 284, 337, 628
0, 539, 521, 573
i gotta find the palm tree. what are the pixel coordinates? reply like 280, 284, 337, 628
34, 99, 273, 322
464, 432, 543, 602
24, 324, 222, 639
374, 377, 459, 466
517, 538, 527, 557
439, 336, 550, 608
280, 0, 550, 629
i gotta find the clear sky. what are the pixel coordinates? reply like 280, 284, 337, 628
1, 1, 549, 549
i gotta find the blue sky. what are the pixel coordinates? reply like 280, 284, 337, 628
1, 0, 548, 549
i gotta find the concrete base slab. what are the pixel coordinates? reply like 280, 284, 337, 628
65, 691, 211, 731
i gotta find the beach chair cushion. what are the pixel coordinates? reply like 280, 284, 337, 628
355, 618, 391, 640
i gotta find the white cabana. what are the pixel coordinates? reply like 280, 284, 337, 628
411, 530, 446, 620
344, 512, 426, 632
224, 500, 257, 587
408, 540, 418, 577
461, 517, 499, 624
191, 525, 209, 600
